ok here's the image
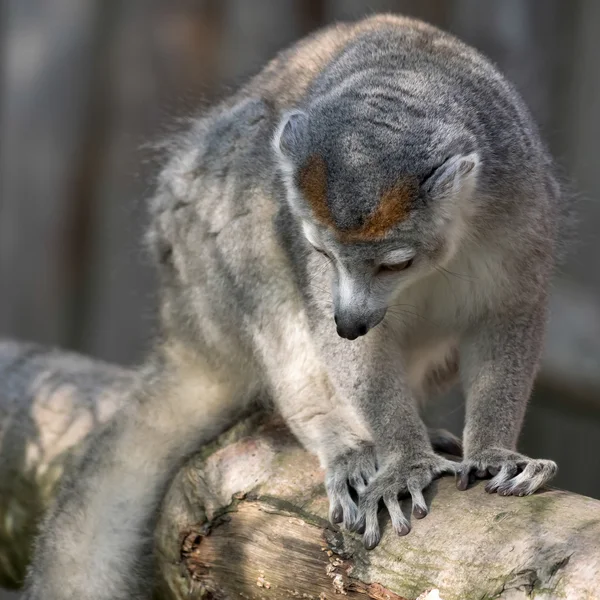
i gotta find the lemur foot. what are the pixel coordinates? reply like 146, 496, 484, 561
457, 448, 557, 496
326, 442, 377, 531
357, 453, 457, 550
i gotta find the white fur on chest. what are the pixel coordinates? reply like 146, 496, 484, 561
403, 337, 459, 399
391, 243, 508, 333
385, 245, 508, 397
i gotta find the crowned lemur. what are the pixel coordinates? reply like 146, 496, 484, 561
25, 14, 563, 600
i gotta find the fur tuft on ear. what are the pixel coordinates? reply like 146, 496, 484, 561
272, 110, 309, 161
424, 152, 481, 198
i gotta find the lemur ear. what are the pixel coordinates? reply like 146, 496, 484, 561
273, 110, 309, 160
422, 152, 481, 197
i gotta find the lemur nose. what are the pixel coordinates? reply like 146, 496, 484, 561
335, 320, 369, 340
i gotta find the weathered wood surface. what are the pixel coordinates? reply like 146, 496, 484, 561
159, 420, 600, 600
0, 339, 134, 588
1, 340, 600, 599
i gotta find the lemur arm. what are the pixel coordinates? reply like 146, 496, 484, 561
458, 303, 557, 495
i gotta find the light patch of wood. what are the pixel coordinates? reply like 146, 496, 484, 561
27, 377, 120, 474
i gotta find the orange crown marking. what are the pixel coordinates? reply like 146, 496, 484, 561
297, 155, 333, 227
339, 177, 418, 242
298, 154, 417, 242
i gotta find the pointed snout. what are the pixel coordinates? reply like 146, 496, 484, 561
332, 269, 387, 340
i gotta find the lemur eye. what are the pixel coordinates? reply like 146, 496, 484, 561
313, 246, 331, 259
378, 258, 413, 273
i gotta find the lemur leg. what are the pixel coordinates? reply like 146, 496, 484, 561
458, 306, 557, 495
313, 319, 457, 550
24, 343, 255, 600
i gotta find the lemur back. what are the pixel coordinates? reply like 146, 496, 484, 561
25, 15, 561, 599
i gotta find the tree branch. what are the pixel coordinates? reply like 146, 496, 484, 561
0, 340, 599, 599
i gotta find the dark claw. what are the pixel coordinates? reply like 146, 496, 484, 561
475, 468, 488, 478
457, 469, 470, 491
413, 505, 428, 519
484, 481, 497, 494
396, 523, 411, 536
511, 483, 529, 496
330, 506, 343, 524
488, 467, 500, 476
363, 531, 381, 550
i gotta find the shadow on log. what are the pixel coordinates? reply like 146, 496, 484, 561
0, 340, 599, 599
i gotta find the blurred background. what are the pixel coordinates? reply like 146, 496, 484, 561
1, 0, 599, 516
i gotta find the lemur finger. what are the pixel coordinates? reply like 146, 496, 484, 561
340, 493, 360, 529
362, 498, 381, 550
408, 482, 428, 519
361, 470, 376, 488
529, 459, 557, 492
485, 462, 519, 494
329, 502, 343, 524
349, 473, 368, 495
326, 476, 343, 523
357, 447, 379, 479
326, 475, 358, 528
498, 461, 542, 496
343, 498, 368, 533
437, 457, 460, 475
497, 460, 557, 496
352, 510, 366, 534
361, 461, 378, 483
345, 446, 378, 497
383, 490, 410, 535
456, 466, 471, 491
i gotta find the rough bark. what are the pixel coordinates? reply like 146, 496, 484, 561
1, 340, 599, 599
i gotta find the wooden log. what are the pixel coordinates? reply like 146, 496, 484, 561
0, 339, 134, 588
1, 340, 599, 599
157, 421, 600, 600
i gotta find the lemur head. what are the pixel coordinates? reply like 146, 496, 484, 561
273, 102, 480, 340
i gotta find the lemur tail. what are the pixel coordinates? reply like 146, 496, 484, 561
23, 359, 244, 600
428, 427, 463, 458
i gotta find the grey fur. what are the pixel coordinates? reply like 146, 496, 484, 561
24, 14, 563, 599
